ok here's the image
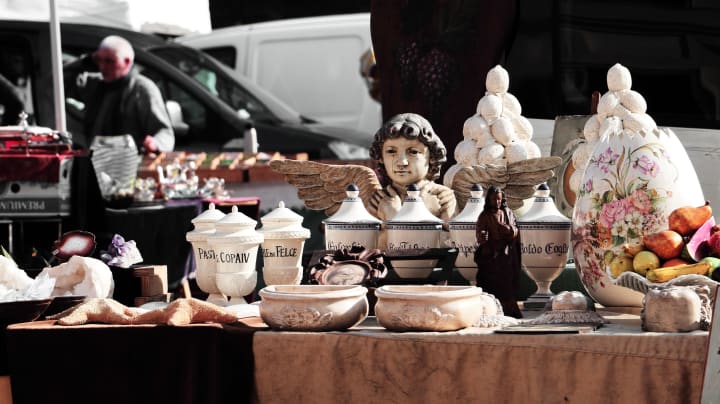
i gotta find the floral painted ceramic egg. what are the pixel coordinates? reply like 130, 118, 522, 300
571, 64, 705, 307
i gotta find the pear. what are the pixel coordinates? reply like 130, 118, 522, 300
643, 230, 684, 260
668, 201, 713, 236
609, 254, 634, 278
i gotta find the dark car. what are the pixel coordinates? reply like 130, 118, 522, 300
0, 20, 371, 160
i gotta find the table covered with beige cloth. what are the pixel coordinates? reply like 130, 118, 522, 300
252, 310, 708, 404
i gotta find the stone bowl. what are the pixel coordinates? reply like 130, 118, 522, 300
374, 285, 488, 331
258, 285, 368, 331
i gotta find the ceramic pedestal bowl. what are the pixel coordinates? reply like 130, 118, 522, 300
258, 285, 368, 331
374, 285, 489, 331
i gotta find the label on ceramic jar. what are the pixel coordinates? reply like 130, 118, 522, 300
262, 245, 299, 258
521, 241, 569, 257
326, 240, 367, 250
196, 246, 217, 261
218, 251, 253, 263
387, 241, 434, 249
456, 243, 477, 259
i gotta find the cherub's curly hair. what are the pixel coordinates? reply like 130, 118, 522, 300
370, 113, 447, 185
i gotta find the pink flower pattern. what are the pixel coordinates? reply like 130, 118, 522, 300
573, 142, 673, 289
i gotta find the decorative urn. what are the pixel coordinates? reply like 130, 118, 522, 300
447, 184, 484, 285
516, 184, 572, 309
571, 64, 705, 307
185, 203, 227, 305
207, 205, 264, 305
385, 184, 444, 278
259, 201, 311, 286
323, 184, 382, 251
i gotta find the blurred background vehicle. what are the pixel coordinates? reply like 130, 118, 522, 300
0, 20, 371, 160
176, 13, 381, 137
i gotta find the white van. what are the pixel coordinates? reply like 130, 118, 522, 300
176, 13, 382, 136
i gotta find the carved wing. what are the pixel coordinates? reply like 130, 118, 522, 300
452, 156, 562, 210
269, 160, 382, 216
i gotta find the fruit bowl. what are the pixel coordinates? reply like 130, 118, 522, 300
612, 271, 718, 299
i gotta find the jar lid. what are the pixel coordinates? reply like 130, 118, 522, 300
387, 184, 443, 223
517, 184, 571, 224
260, 201, 311, 239
212, 205, 258, 232
191, 203, 226, 225
323, 184, 381, 224
449, 184, 484, 224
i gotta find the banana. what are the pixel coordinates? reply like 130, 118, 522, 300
645, 261, 711, 283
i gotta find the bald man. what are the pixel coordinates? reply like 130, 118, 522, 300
72, 35, 174, 153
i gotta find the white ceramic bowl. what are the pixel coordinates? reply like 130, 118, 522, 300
258, 285, 368, 331
374, 285, 488, 331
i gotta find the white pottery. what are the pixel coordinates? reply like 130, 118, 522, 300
258, 284, 369, 331
385, 185, 443, 278
207, 206, 264, 305
323, 184, 381, 251
517, 184, 572, 308
572, 127, 704, 307
374, 285, 489, 331
447, 184, 484, 284
641, 285, 712, 332
259, 201, 311, 286
185, 203, 227, 305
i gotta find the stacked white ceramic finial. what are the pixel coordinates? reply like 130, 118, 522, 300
568, 63, 659, 193
444, 65, 542, 187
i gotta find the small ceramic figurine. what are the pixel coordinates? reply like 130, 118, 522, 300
474, 186, 523, 318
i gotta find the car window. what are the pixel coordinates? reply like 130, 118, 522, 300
0, 35, 35, 125
149, 45, 273, 120
202, 46, 237, 69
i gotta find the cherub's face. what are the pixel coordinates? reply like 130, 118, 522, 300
381, 137, 430, 187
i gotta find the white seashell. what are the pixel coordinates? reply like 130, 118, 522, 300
485, 65, 510, 93
513, 115, 533, 140
462, 115, 491, 142
477, 142, 505, 164
477, 94, 503, 120
504, 140, 528, 164
454, 139, 480, 166
623, 112, 657, 133
490, 116, 517, 146
442, 163, 463, 188
571, 142, 594, 170
619, 89, 647, 113
569, 168, 584, 193
524, 140, 542, 159
607, 63, 632, 92
502, 93, 522, 117
598, 116, 623, 140
583, 115, 600, 142
596, 92, 619, 118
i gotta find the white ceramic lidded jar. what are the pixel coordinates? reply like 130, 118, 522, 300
207, 205, 264, 306
259, 201, 311, 285
185, 203, 227, 305
448, 184, 484, 285
517, 183, 572, 309
385, 184, 444, 278
323, 184, 382, 251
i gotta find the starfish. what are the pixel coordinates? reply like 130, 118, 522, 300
134, 298, 239, 326
47, 298, 136, 326
48, 298, 240, 326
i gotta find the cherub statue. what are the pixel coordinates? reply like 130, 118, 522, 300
269, 112, 561, 221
